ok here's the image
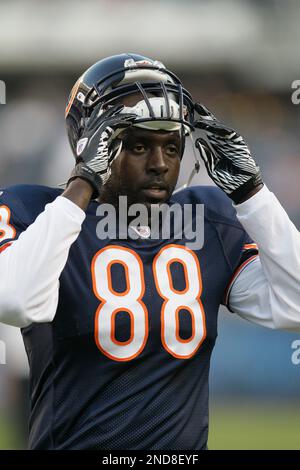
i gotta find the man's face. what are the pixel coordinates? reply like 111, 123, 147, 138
100, 124, 182, 209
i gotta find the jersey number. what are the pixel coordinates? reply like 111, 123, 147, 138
0, 206, 16, 242
92, 245, 206, 361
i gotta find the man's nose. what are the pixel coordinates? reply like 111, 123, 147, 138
146, 146, 168, 175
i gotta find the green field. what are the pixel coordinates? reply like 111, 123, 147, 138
0, 414, 24, 450
209, 401, 300, 450
0, 401, 299, 449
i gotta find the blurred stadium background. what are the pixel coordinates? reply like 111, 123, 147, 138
0, 0, 300, 450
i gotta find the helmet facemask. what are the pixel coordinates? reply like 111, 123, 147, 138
81, 61, 195, 139
65, 54, 200, 191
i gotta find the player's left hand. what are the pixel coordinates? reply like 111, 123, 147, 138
193, 102, 263, 204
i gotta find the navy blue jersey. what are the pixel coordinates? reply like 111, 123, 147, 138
0, 184, 257, 450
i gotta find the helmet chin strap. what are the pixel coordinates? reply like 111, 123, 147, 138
173, 132, 201, 194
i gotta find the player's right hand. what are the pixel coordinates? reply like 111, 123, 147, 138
67, 105, 136, 198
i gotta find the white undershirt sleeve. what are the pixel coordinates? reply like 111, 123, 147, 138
228, 185, 300, 331
0, 196, 86, 328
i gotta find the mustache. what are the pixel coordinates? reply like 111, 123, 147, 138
141, 180, 169, 190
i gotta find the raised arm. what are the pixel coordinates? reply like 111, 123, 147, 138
0, 105, 135, 327
229, 186, 300, 330
193, 102, 300, 330
0, 181, 88, 328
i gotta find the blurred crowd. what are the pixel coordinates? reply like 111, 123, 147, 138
1, 76, 299, 222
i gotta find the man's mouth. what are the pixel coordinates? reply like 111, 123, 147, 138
141, 183, 169, 200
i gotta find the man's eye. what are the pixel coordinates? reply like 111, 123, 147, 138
133, 144, 146, 153
166, 145, 179, 156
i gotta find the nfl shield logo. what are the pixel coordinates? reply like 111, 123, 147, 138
76, 138, 88, 156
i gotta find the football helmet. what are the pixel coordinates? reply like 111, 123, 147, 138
65, 53, 195, 159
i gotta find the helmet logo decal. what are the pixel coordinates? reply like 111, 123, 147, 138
65, 76, 82, 118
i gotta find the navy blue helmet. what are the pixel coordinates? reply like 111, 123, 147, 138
65, 53, 195, 158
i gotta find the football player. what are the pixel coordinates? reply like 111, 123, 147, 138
0, 53, 299, 450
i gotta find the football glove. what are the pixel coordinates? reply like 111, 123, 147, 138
193, 103, 263, 204
68, 105, 136, 198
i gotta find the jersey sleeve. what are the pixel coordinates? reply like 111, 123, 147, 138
0, 188, 86, 328
0, 189, 30, 252
222, 235, 259, 310
182, 185, 260, 310
200, 187, 259, 310
227, 185, 300, 331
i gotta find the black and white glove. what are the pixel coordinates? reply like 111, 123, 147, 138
193, 103, 263, 204
68, 105, 136, 198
